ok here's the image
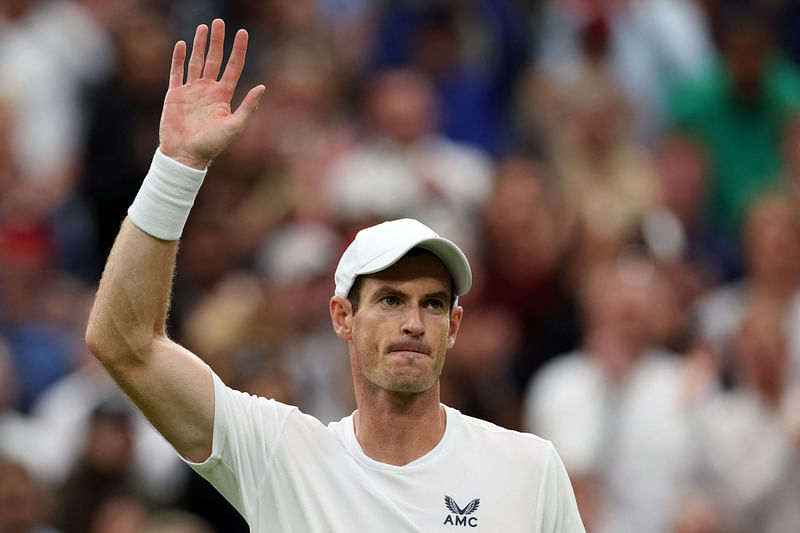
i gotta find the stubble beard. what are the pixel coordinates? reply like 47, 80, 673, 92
361, 360, 436, 394
358, 348, 443, 394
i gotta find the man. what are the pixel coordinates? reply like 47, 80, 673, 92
695, 301, 800, 533
524, 257, 699, 533
85, 19, 584, 532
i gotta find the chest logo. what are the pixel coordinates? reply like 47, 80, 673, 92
443, 495, 480, 527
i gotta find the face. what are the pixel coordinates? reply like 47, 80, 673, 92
368, 70, 435, 144
735, 306, 787, 392
582, 259, 654, 345
0, 463, 40, 531
331, 253, 462, 394
745, 197, 800, 283
655, 136, 708, 219
724, 24, 769, 99
483, 157, 561, 277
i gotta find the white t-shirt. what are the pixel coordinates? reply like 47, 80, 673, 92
696, 386, 800, 533
524, 349, 699, 533
185, 373, 585, 532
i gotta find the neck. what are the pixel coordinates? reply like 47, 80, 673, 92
586, 328, 647, 383
753, 277, 799, 302
353, 381, 446, 466
757, 377, 785, 410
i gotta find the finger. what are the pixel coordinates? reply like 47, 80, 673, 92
202, 19, 225, 81
169, 41, 187, 89
186, 24, 208, 81
220, 28, 249, 92
231, 84, 266, 129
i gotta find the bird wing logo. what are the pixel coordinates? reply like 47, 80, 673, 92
444, 495, 481, 515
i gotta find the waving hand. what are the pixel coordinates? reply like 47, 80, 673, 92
158, 19, 265, 169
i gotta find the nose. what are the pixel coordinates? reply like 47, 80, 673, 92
402, 304, 425, 337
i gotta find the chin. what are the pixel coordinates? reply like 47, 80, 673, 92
387, 380, 434, 394
368, 372, 436, 394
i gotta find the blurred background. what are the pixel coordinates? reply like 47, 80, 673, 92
1, 0, 800, 532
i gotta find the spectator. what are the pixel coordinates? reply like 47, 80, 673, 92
323, 67, 492, 244
446, 154, 579, 428
256, 220, 354, 423
0, 0, 112, 186
0, 460, 63, 533
29, 349, 186, 501
667, 10, 800, 236
693, 194, 800, 382
535, 0, 713, 141
524, 255, 700, 533
80, 7, 174, 276
223, 40, 353, 225
369, 0, 530, 154
54, 398, 138, 533
643, 133, 740, 284
543, 64, 658, 269
695, 300, 800, 533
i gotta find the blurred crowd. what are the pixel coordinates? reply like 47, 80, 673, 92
1, 0, 800, 532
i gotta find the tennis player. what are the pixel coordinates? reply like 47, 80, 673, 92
86, 19, 585, 532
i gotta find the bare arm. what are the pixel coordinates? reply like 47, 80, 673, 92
85, 19, 265, 463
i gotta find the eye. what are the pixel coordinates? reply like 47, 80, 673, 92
424, 299, 445, 311
380, 295, 399, 307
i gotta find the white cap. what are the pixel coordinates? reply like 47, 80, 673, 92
334, 218, 472, 299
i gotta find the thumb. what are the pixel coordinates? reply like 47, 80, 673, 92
231, 84, 266, 130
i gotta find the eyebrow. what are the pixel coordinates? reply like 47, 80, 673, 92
371, 286, 405, 300
372, 286, 450, 302
423, 290, 450, 302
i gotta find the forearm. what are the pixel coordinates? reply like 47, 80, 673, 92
86, 218, 178, 364
86, 144, 208, 360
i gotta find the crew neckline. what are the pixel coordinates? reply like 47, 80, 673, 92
336, 404, 460, 472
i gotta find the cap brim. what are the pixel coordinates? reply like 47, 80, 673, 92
356, 237, 472, 297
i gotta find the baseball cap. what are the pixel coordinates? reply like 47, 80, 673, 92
334, 218, 472, 299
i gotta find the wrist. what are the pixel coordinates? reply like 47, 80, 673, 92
127, 148, 208, 240
158, 145, 210, 171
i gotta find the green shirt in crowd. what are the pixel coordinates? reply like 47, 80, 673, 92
668, 56, 800, 234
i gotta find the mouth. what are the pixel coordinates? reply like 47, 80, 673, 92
389, 350, 429, 361
387, 340, 432, 358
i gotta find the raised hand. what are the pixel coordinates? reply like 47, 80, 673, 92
158, 19, 265, 169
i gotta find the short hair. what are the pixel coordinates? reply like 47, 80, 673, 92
347, 247, 456, 314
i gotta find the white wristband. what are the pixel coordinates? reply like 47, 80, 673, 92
128, 148, 208, 240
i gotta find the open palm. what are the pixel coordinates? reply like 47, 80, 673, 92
158, 19, 265, 170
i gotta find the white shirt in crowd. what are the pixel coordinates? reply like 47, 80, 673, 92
696, 385, 800, 533
0, 0, 112, 180
323, 135, 492, 245
524, 348, 698, 533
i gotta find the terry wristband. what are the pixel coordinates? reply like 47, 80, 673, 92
127, 148, 208, 240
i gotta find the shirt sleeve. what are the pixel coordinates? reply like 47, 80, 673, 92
536, 442, 587, 533
182, 372, 297, 521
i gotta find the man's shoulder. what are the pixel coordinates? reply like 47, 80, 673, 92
214, 373, 318, 430
445, 406, 555, 461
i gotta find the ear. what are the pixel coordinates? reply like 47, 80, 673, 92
447, 305, 463, 349
330, 295, 354, 341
